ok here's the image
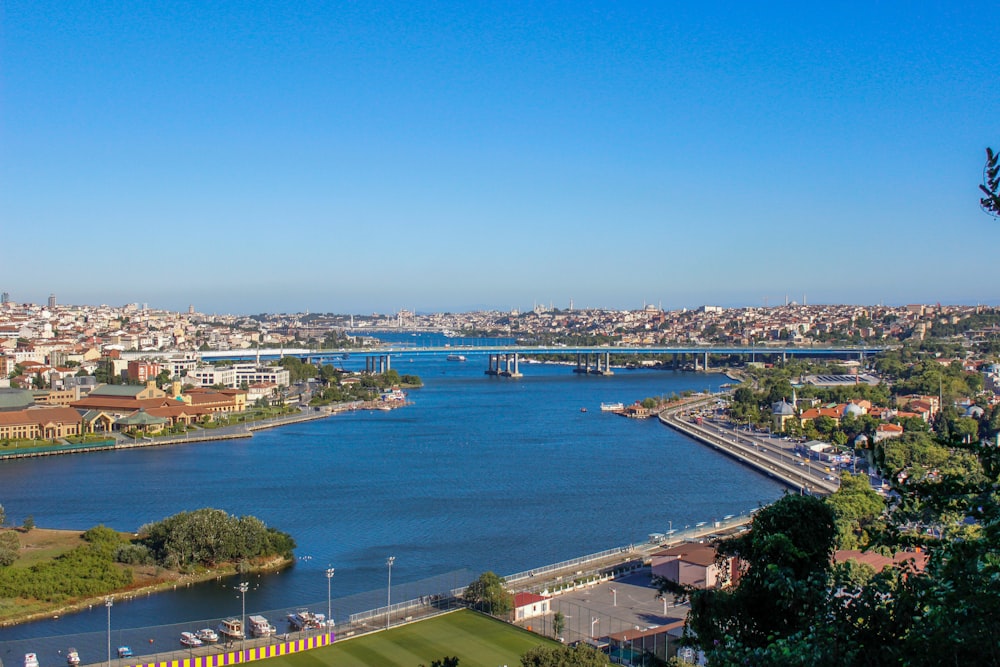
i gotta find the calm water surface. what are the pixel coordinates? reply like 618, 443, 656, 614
0, 353, 785, 643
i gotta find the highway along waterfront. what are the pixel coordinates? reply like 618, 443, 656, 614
0, 356, 786, 641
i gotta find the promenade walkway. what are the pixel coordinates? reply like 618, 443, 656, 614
658, 396, 839, 495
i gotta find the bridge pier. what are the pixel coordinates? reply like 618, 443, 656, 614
485, 353, 522, 377
592, 351, 614, 375
365, 355, 391, 374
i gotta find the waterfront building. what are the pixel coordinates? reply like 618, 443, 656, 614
650, 542, 734, 590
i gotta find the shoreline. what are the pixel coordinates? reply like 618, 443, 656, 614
0, 552, 293, 629
657, 399, 837, 495
0, 399, 413, 461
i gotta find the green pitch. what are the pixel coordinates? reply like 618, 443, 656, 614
262, 610, 556, 667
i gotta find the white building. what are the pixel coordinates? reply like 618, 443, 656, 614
184, 365, 237, 388
234, 364, 290, 388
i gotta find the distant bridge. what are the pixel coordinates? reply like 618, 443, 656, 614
196, 344, 885, 378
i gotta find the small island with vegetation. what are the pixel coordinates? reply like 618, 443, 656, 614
0, 507, 295, 625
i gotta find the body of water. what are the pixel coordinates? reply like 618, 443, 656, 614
0, 343, 785, 644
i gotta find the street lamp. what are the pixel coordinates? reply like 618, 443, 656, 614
105, 597, 113, 667
610, 588, 617, 607
325, 567, 335, 634
236, 581, 249, 653
591, 617, 599, 638
386, 556, 395, 630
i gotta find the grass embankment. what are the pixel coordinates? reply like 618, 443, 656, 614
0, 527, 289, 626
265, 610, 556, 667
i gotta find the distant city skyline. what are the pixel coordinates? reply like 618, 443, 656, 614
2, 289, 996, 317
2, 2, 998, 314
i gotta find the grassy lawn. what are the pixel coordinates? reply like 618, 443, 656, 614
6, 528, 84, 568
263, 610, 556, 667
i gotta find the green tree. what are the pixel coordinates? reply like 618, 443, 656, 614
552, 610, 565, 638
520, 644, 609, 667
662, 494, 837, 662
825, 472, 885, 549
419, 658, 459, 667
463, 571, 512, 615
22, 515, 34, 532
0, 531, 19, 566
0, 504, 5, 526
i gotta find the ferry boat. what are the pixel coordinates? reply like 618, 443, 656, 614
24, 654, 39, 667
117, 647, 133, 659
66, 649, 80, 666
446, 354, 466, 362
287, 610, 325, 631
180, 632, 203, 648
248, 615, 277, 637
217, 618, 244, 640
195, 628, 219, 643
600, 402, 624, 412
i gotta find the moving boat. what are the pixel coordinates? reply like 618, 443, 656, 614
117, 647, 133, 659
196, 628, 219, 643
249, 615, 276, 637
446, 354, 466, 362
66, 649, 80, 666
600, 402, 624, 412
217, 618, 244, 640
25, 654, 39, 667
180, 632, 203, 648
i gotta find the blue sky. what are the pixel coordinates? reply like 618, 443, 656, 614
2, 1, 997, 314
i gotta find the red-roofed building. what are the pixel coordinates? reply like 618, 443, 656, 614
512, 592, 550, 621
834, 549, 927, 574
650, 542, 734, 589
0, 406, 83, 440
874, 423, 904, 443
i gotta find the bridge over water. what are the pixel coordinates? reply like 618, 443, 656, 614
198, 344, 884, 378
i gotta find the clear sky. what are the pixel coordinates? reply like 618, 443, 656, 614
2, 1, 997, 314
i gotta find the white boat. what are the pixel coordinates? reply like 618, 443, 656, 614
287, 610, 325, 630
600, 402, 624, 412
249, 615, 276, 637
180, 632, 203, 648
66, 649, 80, 666
195, 628, 219, 643
217, 618, 244, 640
25, 654, 39, 667
446, 354, 466, 362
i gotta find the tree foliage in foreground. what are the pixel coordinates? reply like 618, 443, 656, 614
137, 508, 296, 570
982, 147, 1000, 218
520, 644, 610, 667
663, 445, 1000, 665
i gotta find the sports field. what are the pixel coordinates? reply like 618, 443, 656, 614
259, 610, 555, 667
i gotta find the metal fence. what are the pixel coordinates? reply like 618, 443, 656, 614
1, 570, 473, 667
1, 516, 756, 667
